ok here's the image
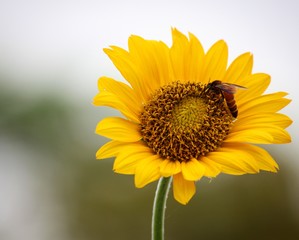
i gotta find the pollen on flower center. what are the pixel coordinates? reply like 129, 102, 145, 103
171, 97, 207, 130
140, 81, 234, 162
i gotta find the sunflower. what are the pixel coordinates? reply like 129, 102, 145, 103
94, 28, 292, 205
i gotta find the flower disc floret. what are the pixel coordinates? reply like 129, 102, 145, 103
140, 82, 234, 161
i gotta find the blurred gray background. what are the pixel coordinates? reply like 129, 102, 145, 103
0, 0, 298, 239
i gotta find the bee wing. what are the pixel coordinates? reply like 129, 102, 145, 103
215, 83, 247, 94
230, 83, 248, 89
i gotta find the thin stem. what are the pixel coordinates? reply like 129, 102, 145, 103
151, 177, 172, 240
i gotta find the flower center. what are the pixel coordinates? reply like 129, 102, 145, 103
171, 96, 207, 129
140, 81, 233, 162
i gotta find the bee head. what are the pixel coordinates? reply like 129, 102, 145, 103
207, 80, 221, 89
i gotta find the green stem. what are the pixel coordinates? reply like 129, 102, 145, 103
151, 177, 172, 240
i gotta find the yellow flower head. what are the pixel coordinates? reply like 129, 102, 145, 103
94, 29, 292, 205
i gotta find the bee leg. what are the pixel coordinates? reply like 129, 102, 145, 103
218, 92, 225, 104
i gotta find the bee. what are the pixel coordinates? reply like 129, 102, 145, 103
206, 80, 247, 118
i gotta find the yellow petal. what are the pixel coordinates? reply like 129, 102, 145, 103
222, 52, 253, 84
200, 156, 221, 177
207, 146, 259, 175
268, 127, 292, 143
205, 156, 245, 175
232, 125, 291, 143
233, 113, 293, 131
159, 159, 181, 177
238, 92, 291, 117
134, 155, 162, 188
104, 46, 147, 103
169, 29, 205, 83
233, 143, 279, 172
93, 91, 121, 107
96, 117, 141, 142
225, 128, 274, 144
170, 28, 190, 82
128, 35, 173, 89
96, 140, 126, 159
188, 32, 205, 82
93, 92, 140, 123
201, 40, 228, 84
113, 143, 152, 174
235, 73, 271, 104
173, 173, 196, 205
226, 125, 291, 144
98, 76, 142, 114
221, 142, 279, 172
181, 158, 205, 181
